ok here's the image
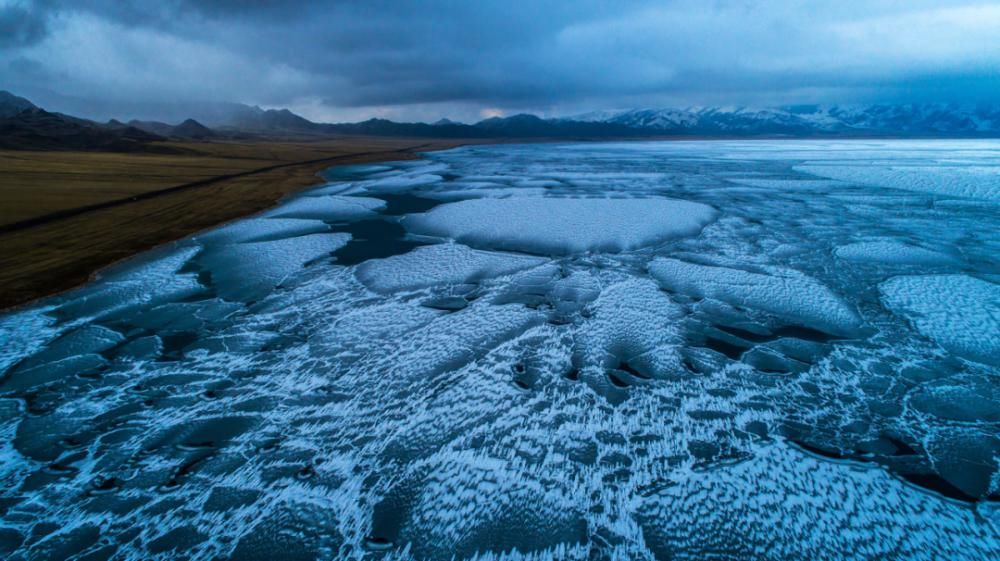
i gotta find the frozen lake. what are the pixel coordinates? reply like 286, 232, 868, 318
1, 140, 998, 560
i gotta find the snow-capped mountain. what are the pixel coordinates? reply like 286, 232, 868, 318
570, 104, 1000, 135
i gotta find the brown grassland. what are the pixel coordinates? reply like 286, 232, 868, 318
0, 137, 469, 309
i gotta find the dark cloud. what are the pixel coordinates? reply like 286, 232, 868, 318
2, 0, 998, 122
0, 2, 48, 48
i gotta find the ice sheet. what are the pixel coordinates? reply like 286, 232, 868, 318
0, 140, 997, 559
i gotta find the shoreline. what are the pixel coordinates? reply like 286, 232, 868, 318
0, 138, 471, 311
0, 143, 437, 236
3, 135, 990, 312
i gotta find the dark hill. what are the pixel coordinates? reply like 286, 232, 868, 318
128, 120, 175, 136
0, 107, 166, 152
0, 91, 37, 118
198, 104, 320, 132
170, 118, 215, 139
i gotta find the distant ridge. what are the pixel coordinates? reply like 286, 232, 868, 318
217, 106, 318, 132
0, 91, 168, 152
165, 103, 320, 132
317, 105, 1000, 138
127, 119, 176, 137
569, 104, 1000, 136
0, 91, 233, 151
471, 113, 642, 137
318, 114, 646, 138
129, 118, 217, 139
4, 90, 1000, 152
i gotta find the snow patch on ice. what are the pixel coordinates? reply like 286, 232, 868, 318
574, 278, 686, 382
835, 241, 956, 266
199, 233, 350, 302
0, 309, 59, 375
726, 178, 841, 190
362, 173, 443, 193
196, 218, 329, 245
797, 164, 1000, 200
56, 246, 205, 321
264, 195, 385, 221
649, 258, 864, 337
880, 274, 1000, 366
356, 244, 547, 293
638, 442, 997, 561
405, 197, 717, 255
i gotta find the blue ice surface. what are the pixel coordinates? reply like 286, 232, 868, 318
0, 140, 998, 560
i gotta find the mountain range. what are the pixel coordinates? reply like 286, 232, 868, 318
570, 104, 1000, 135
0, 91, 168, 152
2, 89, 999, 152
124, 118, 216, 139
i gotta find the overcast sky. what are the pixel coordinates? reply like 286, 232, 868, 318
2, 0, 1000, 123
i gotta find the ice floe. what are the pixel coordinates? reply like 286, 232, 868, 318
198, 233, 350, 302
797, 163, 1000, 200
405, 197, 717, 255
263, 194, 385, 221
649, 257, 864, 337
362, 173, 444, 193
356, 243, 547, 293
55, 245, 206, 321
638, 442, 998, 561
880, 274, 1000, 366
835, 240, 956, 266
195, 217, 329, 245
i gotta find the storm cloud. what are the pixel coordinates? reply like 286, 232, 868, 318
2, 0, 999, 122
